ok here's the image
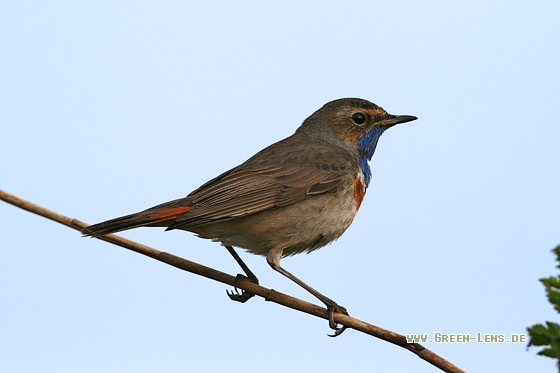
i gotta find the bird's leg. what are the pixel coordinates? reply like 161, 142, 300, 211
225, 245, 259, 303
266, 247, 349, 337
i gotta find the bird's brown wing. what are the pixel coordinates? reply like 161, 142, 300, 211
167, 139, 356, 229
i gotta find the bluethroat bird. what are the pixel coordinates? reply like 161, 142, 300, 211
82, 98, 417, 336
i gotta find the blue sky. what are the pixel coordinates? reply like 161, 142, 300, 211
1, 1, 559, 372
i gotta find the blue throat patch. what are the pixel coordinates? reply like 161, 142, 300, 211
357, 126, 386, 188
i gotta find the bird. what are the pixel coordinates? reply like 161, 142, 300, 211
82, 98, 417, 336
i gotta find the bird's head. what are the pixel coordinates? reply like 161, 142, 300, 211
311, 98, 417, 159
300, 98, 417, 187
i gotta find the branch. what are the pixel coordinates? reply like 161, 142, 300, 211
0, 189, 465, 373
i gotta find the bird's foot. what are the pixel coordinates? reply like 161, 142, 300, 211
326, 302, 349, 337
227, 274, 259, 303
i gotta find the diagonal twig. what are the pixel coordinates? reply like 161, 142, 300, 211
0, 189, 466, 373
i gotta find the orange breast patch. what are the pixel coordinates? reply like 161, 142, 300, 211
352, 172, 366, 210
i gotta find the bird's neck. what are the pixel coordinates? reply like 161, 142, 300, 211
357, 127, 385, 188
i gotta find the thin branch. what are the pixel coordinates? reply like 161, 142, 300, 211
0, 189, 465, 373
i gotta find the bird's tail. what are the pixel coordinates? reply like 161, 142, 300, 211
81, 198, 192, 237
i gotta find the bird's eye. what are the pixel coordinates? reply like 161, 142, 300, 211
352, 112, 366, 125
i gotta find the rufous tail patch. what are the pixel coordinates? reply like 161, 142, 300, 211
149, 206, 191, 220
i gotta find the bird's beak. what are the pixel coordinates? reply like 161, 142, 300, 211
379, 114, 418, 127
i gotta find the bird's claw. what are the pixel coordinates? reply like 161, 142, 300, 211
226, 274, 258, 303
326, 303, 349, 337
